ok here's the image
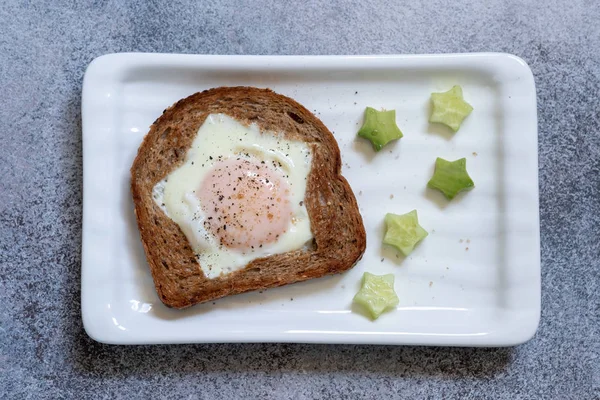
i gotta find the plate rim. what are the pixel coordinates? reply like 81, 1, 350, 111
81, 52, 540, 346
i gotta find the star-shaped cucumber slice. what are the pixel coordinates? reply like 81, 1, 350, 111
429, 85, 473, 132
427, 157, 475, 200
383, 210, 428, 256
357, 107, 403, 151
353, 272, 399, 319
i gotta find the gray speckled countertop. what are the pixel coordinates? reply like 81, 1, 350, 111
1, 1, 599, 398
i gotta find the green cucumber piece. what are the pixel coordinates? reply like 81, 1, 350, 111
383, 210, 428, 256
427, 157, 475, 200
429, 85, 473, 132
357, 107, 403, 151
353, 272, 399, 319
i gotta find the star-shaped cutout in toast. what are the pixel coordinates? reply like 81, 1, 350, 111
353, 272, 399, 319
427, 157, 475, 200
357, 107, 403, 151
383, 210, 428, 256
429, 85, 473, 132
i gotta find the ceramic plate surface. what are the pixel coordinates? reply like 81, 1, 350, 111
82, 53, 540, 345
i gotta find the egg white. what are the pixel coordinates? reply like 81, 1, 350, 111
153, 113, 313, 279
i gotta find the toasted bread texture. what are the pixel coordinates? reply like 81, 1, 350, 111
131, 87, 366, 308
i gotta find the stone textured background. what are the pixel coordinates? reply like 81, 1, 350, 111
1, 1, 598, 398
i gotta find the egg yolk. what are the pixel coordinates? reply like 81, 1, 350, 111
198, 157, 292, 251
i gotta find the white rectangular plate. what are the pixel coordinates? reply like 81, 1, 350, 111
82, 53, 540, 346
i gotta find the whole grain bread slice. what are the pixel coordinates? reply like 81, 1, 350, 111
131, 86, 366, 308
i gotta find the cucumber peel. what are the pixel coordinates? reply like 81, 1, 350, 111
383, 210, 428, 256
353, 272, 399, 319
427, 157, 475, 199
429, 85, 473, 132
357, 107, 403, 151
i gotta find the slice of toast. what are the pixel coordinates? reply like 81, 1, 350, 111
131, 87, 366, 308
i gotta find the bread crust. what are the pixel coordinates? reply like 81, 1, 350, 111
131, 87, 366, 308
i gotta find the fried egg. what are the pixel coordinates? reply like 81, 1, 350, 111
152, 113, 313, 279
